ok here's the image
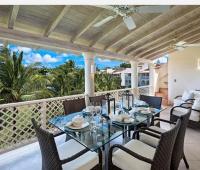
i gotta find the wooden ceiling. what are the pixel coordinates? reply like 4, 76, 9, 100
0, 5, 200, 62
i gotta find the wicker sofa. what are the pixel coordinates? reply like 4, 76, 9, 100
172, 90, 200, 128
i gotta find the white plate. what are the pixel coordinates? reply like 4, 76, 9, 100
140, 110, 151, 114
66, 122, 89, 129
113, 118, 134, 124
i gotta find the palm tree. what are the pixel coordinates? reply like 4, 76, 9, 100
95, 72, 121, 91
0, 47, 52, 103
50, 60, 85, 96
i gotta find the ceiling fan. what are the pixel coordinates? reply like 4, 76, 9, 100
173, 41, 200, 51
94, 5, 170, 31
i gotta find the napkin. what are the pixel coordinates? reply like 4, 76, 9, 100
68, 115, 84, 127
112, 114, 131, 122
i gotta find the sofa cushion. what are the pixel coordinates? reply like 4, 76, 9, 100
112, 140, 155, 170
192, 99, 200, 110
191, 91, 200, 99
190, 110, 200, 122
57, 139, 99, 170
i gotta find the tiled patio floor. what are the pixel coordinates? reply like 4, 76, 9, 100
0, 107, 200, 170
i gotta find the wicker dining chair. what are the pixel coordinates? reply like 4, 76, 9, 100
140, 95, 162, 110
63, 98, 86, 115
32, 119, 102, 170
108, 119, 181, 170
89, 95, 106, 106
138, 106, 191, 170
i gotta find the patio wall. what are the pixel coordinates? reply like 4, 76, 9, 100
0, 86, 150, 153
168, 47, 200, 102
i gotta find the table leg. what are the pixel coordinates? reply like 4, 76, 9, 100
147, 115, 151, 127
103, 142, 110, 170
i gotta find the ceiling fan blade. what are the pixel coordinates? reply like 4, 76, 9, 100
185, 43, 200, 47
136, 5, 170, 13
123, 16, 136, 30
176, 41, 187, 46
93, 16, 115, 27
96, 5, 117, 11
176, 46, 185, 51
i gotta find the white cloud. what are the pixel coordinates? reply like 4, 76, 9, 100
17, 47, 32, 53
43, 54, 58, 63
32, 53, 43, 62
62, 53, 69, 57
98, 58, 111, 62
10, 46, 32, 54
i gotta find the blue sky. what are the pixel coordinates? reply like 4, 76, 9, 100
6, 44, 124, 69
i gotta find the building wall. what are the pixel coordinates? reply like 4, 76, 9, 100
168, 47, 200, 103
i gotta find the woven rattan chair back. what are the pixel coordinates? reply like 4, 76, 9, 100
89, 95, 106, 106
171, 108, 191, 170
140, 95, 162, 109
152, 119, 181, 170
63, 98, 86, 115
32, 119, 62, 170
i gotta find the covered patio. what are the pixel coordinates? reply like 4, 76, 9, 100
0, 5, 200, 170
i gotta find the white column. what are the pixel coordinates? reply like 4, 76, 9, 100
83, 52, 95, 97
149, 62, 155, 95
130, 60, 138, 89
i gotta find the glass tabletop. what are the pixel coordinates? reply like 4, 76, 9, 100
49, 112, 126, 151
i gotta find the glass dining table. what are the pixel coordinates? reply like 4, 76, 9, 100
49, 106, 162, 170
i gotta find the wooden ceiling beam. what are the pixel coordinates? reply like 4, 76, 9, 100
90, 17, 122, 47
141, 34, 200, 59
8, 5, 20, 29
148, 49, 175, 60
0, 26, 130, 61
71, 10, 103, 43
135, 26, 200, 58
118, 6, 199, 53
44, 6, 71, 37
103, 13, 160, 51
150, 38, 200, 60
127, 17, 200, 56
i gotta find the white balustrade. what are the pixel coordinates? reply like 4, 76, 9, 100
0, 86, 150, 153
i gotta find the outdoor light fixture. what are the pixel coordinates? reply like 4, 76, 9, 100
122, 90, 134, 110
197, 58, 200, 70
102, 93, 116, 116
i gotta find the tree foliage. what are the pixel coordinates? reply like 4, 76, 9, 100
119, 62, 131, 68
0, 47, 121, 103
95, 72, 121, 91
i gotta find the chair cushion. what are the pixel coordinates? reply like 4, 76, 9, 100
57, 139, 99, 170
173, 98, 185, 107
140, 126, 165, 148
112, 140, 155, 170
182, 91, 194, 101
172, 107, 200, 122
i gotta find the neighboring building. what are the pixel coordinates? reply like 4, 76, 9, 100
105, 67, 150, 88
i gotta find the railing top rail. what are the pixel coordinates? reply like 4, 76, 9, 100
0, 86, 151, 108
0, 94, 85, 108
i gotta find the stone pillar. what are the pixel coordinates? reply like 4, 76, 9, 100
130, 60, 138, 89
149, 62, 155, 95
83, 52, 95, 97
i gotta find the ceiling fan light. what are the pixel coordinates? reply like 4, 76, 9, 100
123, 16, 136, 30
